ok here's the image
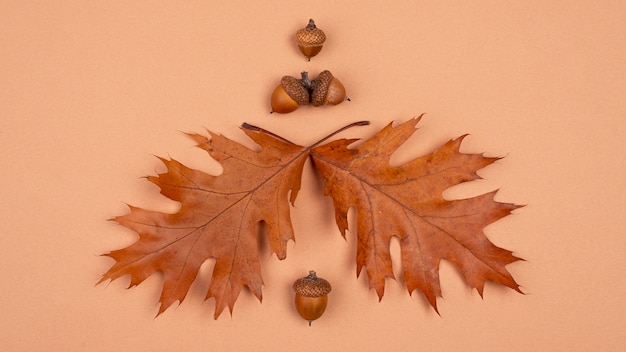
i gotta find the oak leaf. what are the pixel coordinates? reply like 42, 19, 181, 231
310, 117, 523, 311
99, 127, 308, 318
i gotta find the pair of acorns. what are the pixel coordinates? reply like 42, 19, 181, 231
270, 70, 348, 114
270, 19, 349, 114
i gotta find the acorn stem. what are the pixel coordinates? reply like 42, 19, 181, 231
300, 71, 314, 91
306, 19, 316, 30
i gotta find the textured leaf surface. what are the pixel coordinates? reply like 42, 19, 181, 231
310, 117, 523, 311
100, 128, 308, 318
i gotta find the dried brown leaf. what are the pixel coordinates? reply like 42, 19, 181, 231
99, 127, 308, 318
310, 117, 523, 311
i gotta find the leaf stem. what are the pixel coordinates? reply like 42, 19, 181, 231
241, 120, 370, 148
241, 122, 296, 145
310, 121, 370, 148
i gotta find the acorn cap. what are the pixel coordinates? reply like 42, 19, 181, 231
293, 271, 331, 297
281, 75, 310, 106
296, 19, 326, 45
311, 70, 332, 106
311, 70, 347, 107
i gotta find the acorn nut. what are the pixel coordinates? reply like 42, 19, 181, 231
270, 74, 310, 114
293, 270, 331, 326
311, 70, 348, 107
296, 19, 326, 61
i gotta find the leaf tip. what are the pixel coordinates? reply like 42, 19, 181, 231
184, 128, 211, 145
515, 284, 528, 295
511, 203, 527, 212
373, 285, 386, 302
274, 249, 288, 261
413, 112, 426, 124
95, 275, 109, 287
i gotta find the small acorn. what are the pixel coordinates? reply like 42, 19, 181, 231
270, 74, 310, 114
311, 70, 348, 107
295, 19, 326, 61
293, 270, 331, 326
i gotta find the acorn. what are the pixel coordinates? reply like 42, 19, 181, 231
270, 74, 310, 114
293, 270, 331, 326
295, 19, 326, 61
311, 70, 348, 107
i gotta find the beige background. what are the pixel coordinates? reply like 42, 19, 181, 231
1, 1, 625, 351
